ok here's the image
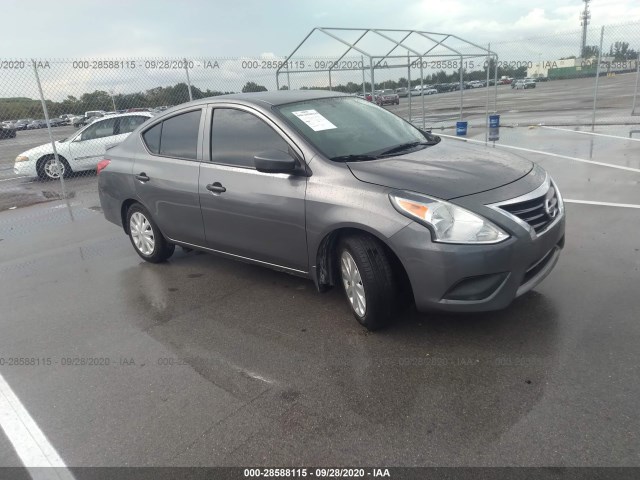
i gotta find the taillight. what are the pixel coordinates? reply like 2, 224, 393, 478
97, 159, 111, 175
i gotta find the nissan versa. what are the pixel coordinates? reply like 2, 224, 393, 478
98, 91, 565, 330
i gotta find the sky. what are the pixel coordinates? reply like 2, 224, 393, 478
1, 0, 639, 100
3, 0, 640, 58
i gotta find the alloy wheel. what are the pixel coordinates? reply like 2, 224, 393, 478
340, 250, 366, 317
43, 158, 65, 179
130, 211, 155, 256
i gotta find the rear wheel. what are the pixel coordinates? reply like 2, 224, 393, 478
338, 234, 397, 330
127, 204, 175, 263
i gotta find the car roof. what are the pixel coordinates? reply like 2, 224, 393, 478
176, 90, 351, 109
99, 112, 153, 118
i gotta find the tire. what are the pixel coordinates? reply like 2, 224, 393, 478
337, 234, 397, 330
36, 155, 72, 180
126, 203, 175, 263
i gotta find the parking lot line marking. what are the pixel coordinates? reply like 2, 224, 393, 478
540, 126, 640, 141
564, 199, 640, 209
438, 134, 640, 173
0, 373, 75, 479
0, 176, 30, 182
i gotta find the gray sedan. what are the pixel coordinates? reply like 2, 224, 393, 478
98, 91, 565, 330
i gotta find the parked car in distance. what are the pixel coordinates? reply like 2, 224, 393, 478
97, 91, 565, 330
27, 120, 48, 130
376, 89, 400, 106
513, 79, 536, 89
0, 124, 17, 139
534, 76, 549, 82
13, 119, 34, 130
468, 80, 484, 88
85, 110, 106, 119
395, 87, 409, 98
410, 85, 435, 96
71, 115, 86, 128
48, 118, 67, 127
14, 112, 153, 180
423, 88, 438, 95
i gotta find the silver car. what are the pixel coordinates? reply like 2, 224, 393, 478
98, 91, 565, 330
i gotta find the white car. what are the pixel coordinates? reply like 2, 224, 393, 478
14, 112, 153, 180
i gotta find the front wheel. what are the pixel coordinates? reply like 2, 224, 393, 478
338, 235, 397, 330
127, 204, 175, 263
37, 155, 72, 180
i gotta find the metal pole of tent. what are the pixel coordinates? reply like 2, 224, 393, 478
184, 58, 193, 101
362, 55, 366, 95
485, 43, 491, 145
631, 52, 640, 115
370, 57, 375, 102
420, 57, 425, 129
494, 54, 499, 113
407, 52, 412, 123
459, 56, 464, 120
591, 26, 605, 133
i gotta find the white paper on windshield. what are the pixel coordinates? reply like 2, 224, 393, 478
291, 109, 337, 131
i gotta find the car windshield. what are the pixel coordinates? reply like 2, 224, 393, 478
383, 89, 394, 94
276, 97, 434, 161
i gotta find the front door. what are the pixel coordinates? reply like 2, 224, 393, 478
199, 106, 308, 272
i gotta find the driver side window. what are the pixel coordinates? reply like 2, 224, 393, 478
80, 117, 116, 141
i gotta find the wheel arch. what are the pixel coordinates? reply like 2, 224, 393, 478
314, 226, 412, 299
120, 198, 140, 234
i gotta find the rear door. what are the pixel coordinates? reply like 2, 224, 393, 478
68, 115, 151, 170
133, 108, 206, 245
198, 105, 308, 272
67, 116, 118, 169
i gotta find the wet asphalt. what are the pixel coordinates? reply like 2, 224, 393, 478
0, 77, 639, 468
0, 128, 639, 467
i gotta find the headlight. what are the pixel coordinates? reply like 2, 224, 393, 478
15, 155, 29, 163
389, 191, 509, 244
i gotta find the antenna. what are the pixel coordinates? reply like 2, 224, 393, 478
580, 0, 592, 57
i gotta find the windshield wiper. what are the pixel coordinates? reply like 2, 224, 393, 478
330, 154, 380, 162
377, 141, 435, 157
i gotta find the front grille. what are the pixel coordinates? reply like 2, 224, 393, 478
500, 185, 559, 234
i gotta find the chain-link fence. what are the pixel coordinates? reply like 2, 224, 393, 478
1, 21, 639, 222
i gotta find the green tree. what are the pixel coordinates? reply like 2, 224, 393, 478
241, 81, 267, 93
582, 45, 599, 59
609, 41, 639, 61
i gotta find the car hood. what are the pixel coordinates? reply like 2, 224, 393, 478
346, 139, 533, 200
19, 141, 64, 159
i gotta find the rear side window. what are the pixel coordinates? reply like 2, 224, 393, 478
211, 108, 289, 168
118, 115, 149, 134
142, 110, 202, 159
159, 110, 202, 160
142, 123, 162, 154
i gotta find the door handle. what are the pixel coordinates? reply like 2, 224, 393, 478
135, 172, 150, 182
206, 182, 226, 194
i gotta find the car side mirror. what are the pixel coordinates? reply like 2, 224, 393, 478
254, 150, 297, 174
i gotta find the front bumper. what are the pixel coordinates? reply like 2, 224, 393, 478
389, 209, 565, 313
13, 161, 37, 177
